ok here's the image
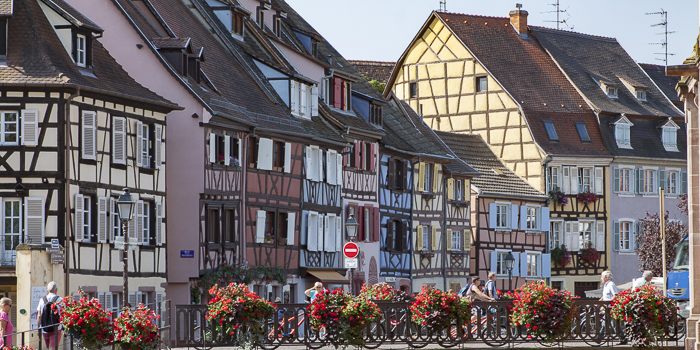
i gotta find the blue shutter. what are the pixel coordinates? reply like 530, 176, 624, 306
511, 204, 519, 230
490, 251, 497, 273
635, 168, 642, 194
511, 252, 520, 277
681, 171, 688, 194
634, 221, 641, 250
540, 207, 550, 232
489, 203, 497, 229
613, 168, 620, 193
613, 221, 620, 252
541, 253, 551, 278
659, 170, 666, 193
520, 206, 527, 230
520, 251, 528, 277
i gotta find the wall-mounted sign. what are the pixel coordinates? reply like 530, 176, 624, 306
180, 250, 195, 258
51, 239, 59, 249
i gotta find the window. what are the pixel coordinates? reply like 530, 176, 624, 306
232, 11, 245, 36
207, 208, 220, 243
277, 212, 288, 245
578, 168, 592, 192
0, 112, 18, 145
618, 168, 632, 193
141, 201, 151, 245
643, 169, 656, 193
137, 123, 151, 168
615, 123, 631, 148
619, 221, 632, 251
636, 90, 647, 101
606, 86, 618, 98
247, 136, 258, 168
391, 159, 404, 189
365, 142, 372, 171
325, 77, 351, 111
409, 83, 417, 98
82, 196, 92, 241
272, 141, 284, 169
224, 209, 236, 243
2, 199, 21, 265
423, 163, 432, 193
496, 204, 509, 229
662, 127, 678, 151
290, 81, 317, 118
575, 122, 591, 142
263, 210, 276, 243
451, 230, 461, 251
76, 34, 86, 67
391, 221, 403, 251
543, 120, 558, 141
422, 226, 429, 251
526, 252, 540, 277
667, 170, 679, 195
496, 251, 511, 275
526, 206, 539, 231
550, 220, 562, 250
454, 179, 463, 201
476, 76, 487, 92
0, 18, 7, 58
547, 166, 560, 192
579, 221, 594, 250
370, 104, 382, 125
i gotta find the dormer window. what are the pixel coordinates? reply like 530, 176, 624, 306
660, 118, 680, 152
575, 121, 591, 143
351, 91, 383, 126
273, 11, 287, 38
606, 86, 618, 98
636, 90, 647, 101
290, 80, 318, 118
613, 116, 633, 149
76, 34, 86, 67
619, 77, 648, 102
209, 1, 247, 39
323, 76, 352, 111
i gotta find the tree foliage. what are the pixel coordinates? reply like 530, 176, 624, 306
635, 197, 687, 276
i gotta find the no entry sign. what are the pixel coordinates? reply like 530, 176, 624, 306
343, 242, 359, 259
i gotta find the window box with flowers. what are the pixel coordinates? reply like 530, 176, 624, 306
113, 304, 161, 350
410, 286, 471, 333
509, 282, 576, 344
307, 289, 382, 347
548, 189, 569, 207
550, 244, 572, 268
611, 285, 679, 347
576, 191, 598, 205
578, 243, 600, 266
205, 283, 276, 345
58, 294, 113, 350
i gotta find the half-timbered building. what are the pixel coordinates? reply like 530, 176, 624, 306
0, 0, 178, 323
437, 132, 549, 291
385, 8, 612, 295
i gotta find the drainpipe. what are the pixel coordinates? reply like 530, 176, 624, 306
442, 171, 450, 291
64, 88, 80, 297
541, 155, 553, 255
409, 157, 420, 292
240, 127, 257, 268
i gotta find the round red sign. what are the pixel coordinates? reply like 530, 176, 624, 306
343, 242, 359, 259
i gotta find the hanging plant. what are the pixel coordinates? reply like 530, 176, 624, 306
548, 188, 568, 206
578, 243, 600, 265
576, 191, 598, 204
550, 244, 572, 268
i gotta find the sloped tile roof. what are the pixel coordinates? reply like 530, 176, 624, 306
639, 63, 682, 106
152, 37, 190, 50
3, 0, 175, 109
348, 60, 395, 84
436, 131, 545, 198
530, 27, 683, 119
598, 115, 687, 160
39, 0, 102, 32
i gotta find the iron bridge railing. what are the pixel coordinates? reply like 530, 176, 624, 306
175, 299, 686, 349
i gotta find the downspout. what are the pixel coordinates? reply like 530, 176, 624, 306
409, 157, 420, 292
541, 155, 553, 286
64, 88, 80, 297
240, 127, 257, 268
442, 171, 450, 291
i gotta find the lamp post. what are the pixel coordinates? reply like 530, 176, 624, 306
116, 188, 136, 308
504, 252, 515, 291
345, 209, 359, 295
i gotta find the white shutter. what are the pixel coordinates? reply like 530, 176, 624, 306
570, 167, 579, 194
98, 293, 106, 309
224, 135, 231, 166
75, 194, 84, 242
105, 292, 113, 313
596, 221, 605, 251
510, 204, 519, 230
287, 212, 295, 246
325, 214, 337, 252
305, 146, 312, 180
155, 292, 164, 325
128, 292, 138, 308
594, 167, 604, 195
335, 215, 342, 251
290, 81, 298, 113
318, 214, 325, 251
109, 198, 116, 242
136, 201, 144, 245
258, 138, 273, 170
154, 124, 163, 169
97, 197, 108, 243
336, 154, 343, 185
300, 83, 308, 115
255, 210, 266, 243
113, 117, 127, 164
316, 148, 323, 181
307, 212, 318, 251
565, 222, 572, 251
128, 211, 136, 243
311, 85, 319, 116
237, 138, 242, 166
156, 202, 163, 246
25, 197, 44, 244
21, 110, 38, 146
209, 133, 216, 163
327, 151, 336, 185
82, 111, 96, 160
571, 222, 580, 250
284, 143, 292, 173
562, 166, 570, 194
136, 121, 144, 167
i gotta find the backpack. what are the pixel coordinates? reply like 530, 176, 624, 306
40, 295, 61, 332
459, 284, 473, 298
485, 280, 497, 300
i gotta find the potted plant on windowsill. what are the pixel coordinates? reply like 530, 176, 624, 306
264, 233, 275, 244
576, 191, 598, 205
550, 244, 572, 268
548, 188, 568, 207
578, 243, 600, 265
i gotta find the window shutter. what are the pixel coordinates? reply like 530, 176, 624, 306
311, 85, 319, 116
596, 220, 605, 251
333, 77, 342, 109
446, 228, 452, 251
21, 109, 38, 146
255, 210, 266, 243
354, 141, 361, 168
317, 148, 323, 181
357, 206, 364, 242
373, 207, 380, 242
541, 253, 551, 278
511, 252, 520, 277
75, 194, 84, 242
307, 212, 317, 251
336, 154, 343, 185
432, 164, 439, 193
209, 133, 216, 164
488, 203, 496, 229
652, 171, 659, 194
326, 151, 335, 185
634, 221, 641, 250
463, 229, 471, 252
417, 162, 425, 192
136, 201, 144, 245
284, 143, 292, 173
98, 293, 106, 310
510, 204, 519, 230
635, 168, 643, 194
25, 197, 44, 244
613, 221, 620, 251
155, 202, 163, 246
128, 211, 136, 244
154, 124, 163, 169
97, 197, 108, 243
431, 226, 437, 251
520, 251, 528, 277
569, 167, 579, 194
136, 121, 144, 167
327, 214, 337, 251
323, 214, 333, 252
224, 136, 231, 166
540, 207, 550, 232
613, 168, 620, 193
446, 179, 454, 200
658, 169, 666, 193
287, 212, 295, 246
236, 138, 242, 166
594, 167, 604, 195
290, 81, 298, 112
370, 143, 376, 172
402, 161, 409, 190
490, 251, 497, 273
109, 198, 116, 242
128, 292, 138, 309
520, 206, 527, 230
564, 221, 572, 251
305, 146, 312, 180
416, 226, 423, 251
300, 84, 308, 115
335, 215, 342, 251
82, 111, 97, 160
571, 222, 580, 250
317, 213, 324, 251
562, 166, 570, 193
682, 171, 688, 194
257, 138, 273, 170
113, 117, 127, 164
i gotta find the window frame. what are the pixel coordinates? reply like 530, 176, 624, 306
525, 251, 541, 278
606, 86, 618, 98
2, 199, 22, 264
543, 120, 558, 141
525, 206, 540, 231
272, 141, 284, 170
76, 33, 87, 67
450, 230, 461, 251
206, 207, 220, 244
662, 126, 678, 151
476, 76, 488, 93
454, 179, 463, 202
574, 121, 591, 143
636, 90, 647, 101
643, 168, 656, 194
495, 203, 509, 229
409, 82, 417, 98
422, 225, 430, 252
666, 170, 679, 195
0, 111, 18, 145
391, 220, 403, 251
579, 167, 593, 193
549, 219, 563, 250
495, 249, 512, 276
615, 123, 631, 148
578, 220, 595, 250
82, 195, 92, 242
547, 166, 560, 192
423, 163, 433, 193
619, 167, 632, 194
619, 220, 633, 252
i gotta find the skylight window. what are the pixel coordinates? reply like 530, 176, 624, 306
543, 120, 558, 141
575, 121, 591, 143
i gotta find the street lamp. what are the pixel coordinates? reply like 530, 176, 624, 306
117, 188, 135, 308
345, 209, 359, 295
504, 252, 515, 291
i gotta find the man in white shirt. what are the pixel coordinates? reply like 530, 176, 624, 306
633, 271, 653, 288
37, 281, 63, 349
599, 270, 618, 301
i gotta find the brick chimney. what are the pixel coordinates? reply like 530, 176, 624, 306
509, 4, 528, 36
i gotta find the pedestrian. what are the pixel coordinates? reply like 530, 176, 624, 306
462, 276, 494, 302
37, 281, 63, 349
633, 270, 653, 288
0, 298, 13, 347
599, 270, 627, 345
305, 282, 325, 303
484, 272, 498, 300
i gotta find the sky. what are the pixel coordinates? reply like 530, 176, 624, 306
286, 0, 698, 66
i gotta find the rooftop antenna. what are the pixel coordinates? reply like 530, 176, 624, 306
439, 0, 446, 11
542, 0, 573, 30
646, 8, 676, 66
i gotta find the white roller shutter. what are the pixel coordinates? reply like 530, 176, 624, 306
25, 197, 44, 244
255, 210, 266, 243
307, 212, 318, 251
21, 110, 38, 146
136, 121, 144, 167
305, 146, 312, 180
335, 215, 342, 251
570, 167, 579, 194
562, 166, 570, 194
209, 133, 216, 163
97, 197, 108, 243
318, 214, 325, 251
325, 214, 337, 252
311, 85, 319, 116
336, 154, 343, 185
257, 138, 273, 170
136, 201, 144, 245
327, 151, 336, 185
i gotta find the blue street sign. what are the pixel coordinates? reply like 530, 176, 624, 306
180, 250, 195, 258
